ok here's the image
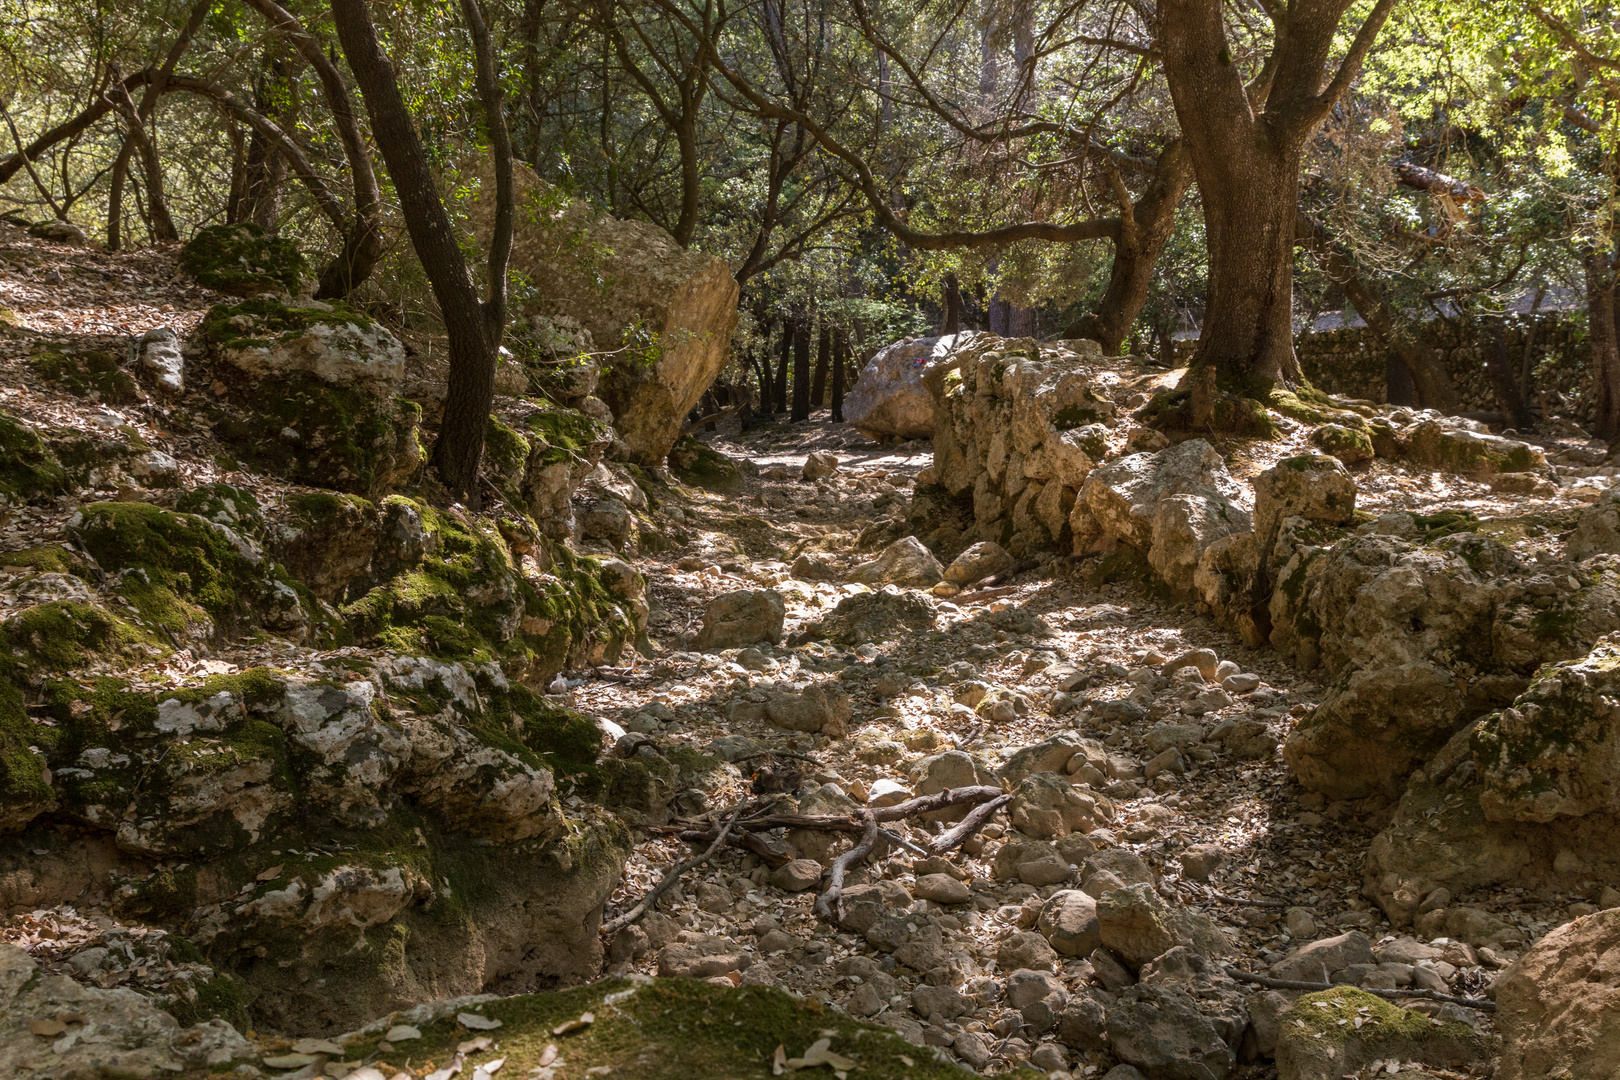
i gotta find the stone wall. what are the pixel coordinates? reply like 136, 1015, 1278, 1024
1174, 313, 1592, 418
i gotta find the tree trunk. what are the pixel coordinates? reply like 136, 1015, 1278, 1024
811, 324, 831, 407
1484, 318, 1534, 430
1065, 144, 1195, 353
831, 330, 846, 422
775, 320, 791, 414
330, 0, 502, 504
1158, 0, 1398, 387
942, 273, 962, 336
791, 315, 811, 421
235, 46, 295, 228
1586, 248, 1620, 440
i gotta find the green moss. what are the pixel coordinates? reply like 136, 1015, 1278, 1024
176, 483, 265, 537
525, 406, 608, 456
70, 502, 303, 640
28, 347, 139, 403
167, 971, 250, 1030
0, 544, 79, 574
1412, 509, 1479, 542
0, 409, 68, 501
181, 223, 306, 297
485, 415, 531, 480
210, 374, 423, 496
336, 978, 964, 1080
3, 599, 152, 671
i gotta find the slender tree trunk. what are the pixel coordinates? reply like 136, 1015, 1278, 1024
1484, 318, 1533, 430
811, 324, 831, 407
236, 47, 295, 228
330, 0, 511, 503
775, 320, 791, 413
1066, 144, 1195, 353
791, 314, 811, 421
942, 273, 962, 336
107, 79, 179, 244
1585, 248, 1620, 440
831, 329, 846, 422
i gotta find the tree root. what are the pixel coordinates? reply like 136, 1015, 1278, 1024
814, 810, 878, 922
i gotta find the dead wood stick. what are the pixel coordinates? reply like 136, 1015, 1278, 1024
878, 827, 930, 857
680, 403, 743, 434
814, 809, 878, 922
1222, 965, 1495, 1011
953, 585, 1019, 605
929, 792, 1014, 856
1180, 885, 1287, 909
871, 785, 1006, 822
603, 806, 743, 935
673, 787, 1006, 844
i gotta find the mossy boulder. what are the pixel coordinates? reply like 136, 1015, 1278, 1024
269, 491, 380, 603
1310, 422, 1374, 464
5, 659, 628, 1033
341, 498, 636, 684
67, 501, 317, 645
29, 344, 140, 403
202, 298, 421, 495
1274, 987, 1487, 1080
180, 222, 306, 297
1406, 420, 1546, 478
323, 976, 965, 1080
669, 435, 742, 493
0, 409, 68, 503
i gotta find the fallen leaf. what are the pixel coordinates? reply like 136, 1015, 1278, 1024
458, 1037, 493, 1054
384, 1025, 421, 1042
785, 1037, 857, 1071
772, 1044, 787, 1076
482, 1057, 506, 1074
538, 1043, 558, 1066
458, 1012, 502, 1031
257, 865, 285, 881
898, 1056, 914, 1067
552, 1011, 594, 1036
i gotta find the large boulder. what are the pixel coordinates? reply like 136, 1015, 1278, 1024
1078, 439, 1246, 552
695, 590, 785, 650
845, 334, 976, 440
847, 536, 945, 587
1495, 909, 1620, 1080
1106, 983, 1236, 1080
924, 334, 1113, 555
1274, 988, 1487, 1080
477, 164, 739, 465
200, 298, 423, 495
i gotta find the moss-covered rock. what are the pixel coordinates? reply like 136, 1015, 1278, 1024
0, 409, 68, 503
28, 344, 140, 403
342, 498, 635, 685
1310, 422, 1375, 464
270, 491, 380, 603
1275, 987, 1488, 1080
321, 977, 965, 1080
668, 435, 742, 493
180, 222, 306, 297
1406, 420, 1546, 477
67, 501, 316, 644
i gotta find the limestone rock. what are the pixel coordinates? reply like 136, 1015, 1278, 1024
812, 586, 936, 644
1107, 983, 1235, 1080
1039, 889, 1101, 957
944, 540, 1016, 586
771, 859, 823, 892
761, 682, 852, 739
1252, 454, 1357, 548
1495, 909, 1620, 1080
802, 450, 840, 480
1269, 931, 1375, 983
1079, 439, 1245, 552
0, 944, 253, 1076
847, 536, 945, 587
997, 931, 1060, 972
1274, 988, 1487, 1080
1568, 489, 1620, 560
1149, 493, 1252, 597
1405, 420, 1547, 478
1009, 773, 1109, 838
1477, 636, 1620, 822
656, 934, 752, 978
913, 873, 971, 905
208, 298, 405, 394
695, 589, 784, 650
477, 163, 739, 465
1097, 883, 1181, 969
846, 334, 973, 440
140, 326, 184, 394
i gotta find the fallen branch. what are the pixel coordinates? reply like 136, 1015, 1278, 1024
680, 403, 743, 434
672, 784, 1008, 845
929, 792, 1014, 856
1222, 965, 1495, 1012
603, 806, 745, 935
878, 827, 930, 857
814, 809, 878, 922
952, 585, 1020, 605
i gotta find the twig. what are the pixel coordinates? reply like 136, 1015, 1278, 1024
953, 585, 1020, 605
814, 809, 877, 922
1222, 965, 1495, 1012
602, 806, 744, 935
671, 786, 1007, 844
929, 793, 1014, 856
1178, 883, 1287, 908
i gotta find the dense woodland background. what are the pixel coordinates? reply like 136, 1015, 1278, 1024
0, 0, 1616, 489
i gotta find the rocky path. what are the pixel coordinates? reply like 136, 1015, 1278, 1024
560, 414, 1573, 1078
